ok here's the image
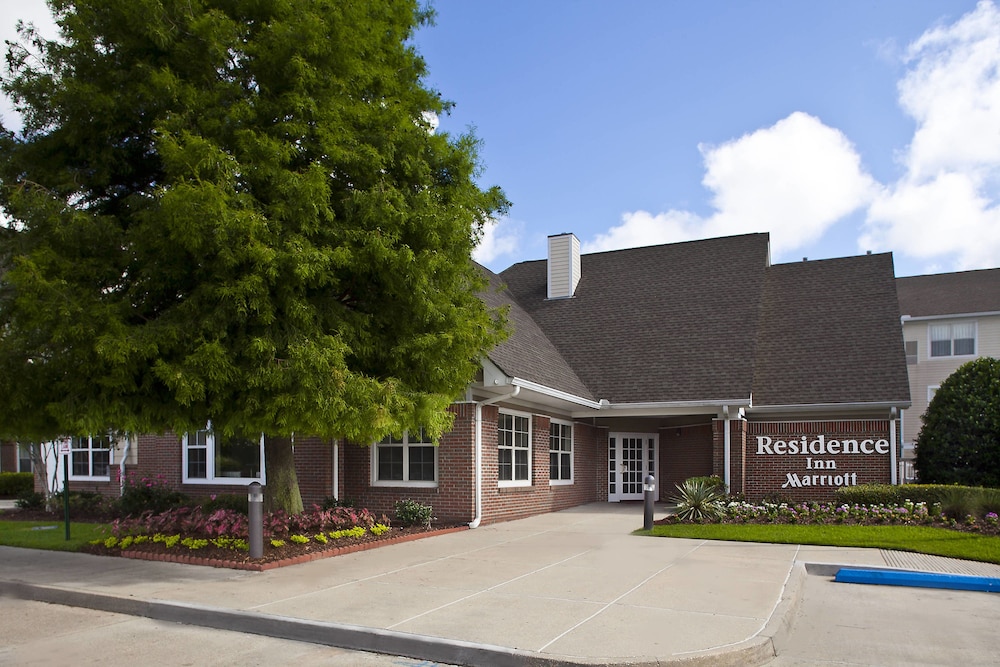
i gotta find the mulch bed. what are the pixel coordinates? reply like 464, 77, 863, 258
1, 507, 468, 572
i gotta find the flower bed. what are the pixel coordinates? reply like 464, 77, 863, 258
657, 500, 1000, 536
80, 504, 466, 570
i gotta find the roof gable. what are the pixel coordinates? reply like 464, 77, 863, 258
897, 268, 1000, 317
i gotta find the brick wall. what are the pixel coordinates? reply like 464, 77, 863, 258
744, 420, 892, 502
711, 418, 748, 496
658, 423, 714, 500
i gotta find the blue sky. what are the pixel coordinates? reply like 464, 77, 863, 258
4, 1, 999, 277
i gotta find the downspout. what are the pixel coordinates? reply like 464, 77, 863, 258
723, 406, 731, 492
469, 386, 521, 529
890, 407, 898, 485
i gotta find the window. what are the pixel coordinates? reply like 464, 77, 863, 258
372, 429, 437, 487
182, 427, 264, 484
70, 435, 113, 479
905, 340, 918, 365
549, 421, 573, 484
928, 385, 940, 403
929, 322, 976, 357
17, 444, 33, 473
498, 411, 531, 486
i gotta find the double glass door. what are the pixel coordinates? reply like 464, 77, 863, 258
608, 433, 658, 501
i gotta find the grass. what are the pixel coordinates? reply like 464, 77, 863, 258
640, 523, 1000, 565
0, 520, 108, 552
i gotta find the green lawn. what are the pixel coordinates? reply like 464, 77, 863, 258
640, 523, 1000, 565
0, 520, 108, 551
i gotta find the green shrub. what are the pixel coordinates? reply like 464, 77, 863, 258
200, 493, 248, 515
68, 491, 108, 515
916, 357, 1000, 487
670, 478, 725, 521
834, 483, 959, 507
114, 474, 188, 517
685, 475, 727, 495
978, 488, 1000, 517
939, 487, 981, 520
394, 499, 434, 527
15, 490, 45, 510
0, 472, 34, 498
321, 495, 356, 509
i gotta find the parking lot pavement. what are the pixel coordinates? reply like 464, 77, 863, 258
0, 598, 460, 667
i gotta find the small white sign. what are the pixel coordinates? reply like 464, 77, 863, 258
58, 441, 71, 456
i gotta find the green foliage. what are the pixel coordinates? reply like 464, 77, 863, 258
115, 474, 188, 517
321, 496, 357, 510
0, 0, 508, 511
685, 475, 727, 495
916, 357, 1000, 487
394, 499, 434, 527
670, 478, 725, 521
0, 472, 33, 497
0, 520, 107, 551
15, 490, 45, 510
199, 493, 248, 516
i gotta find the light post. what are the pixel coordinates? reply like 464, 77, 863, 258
643, 474, 655, 530
248, 482, 263, 559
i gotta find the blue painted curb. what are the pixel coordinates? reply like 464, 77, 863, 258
835, 567, 1000, 593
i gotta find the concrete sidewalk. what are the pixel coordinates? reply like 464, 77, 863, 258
2, 503, 996, 666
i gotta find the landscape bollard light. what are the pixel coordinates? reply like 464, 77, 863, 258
643, 475, 655, 530
248, 482, 263, 559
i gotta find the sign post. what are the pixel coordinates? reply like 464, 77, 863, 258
60, 441, 71, 540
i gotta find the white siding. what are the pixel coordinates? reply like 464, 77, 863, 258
547, 233, 580, 299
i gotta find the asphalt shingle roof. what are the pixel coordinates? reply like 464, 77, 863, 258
896, 268, 1000, 318
751, 253, 910, 406
499, 234, 770, 403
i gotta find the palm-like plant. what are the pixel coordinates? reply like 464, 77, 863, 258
671, 478, 726, 521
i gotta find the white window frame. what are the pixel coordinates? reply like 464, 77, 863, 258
549, 419, 574, 485
68, 434, 114, 481
498, 409, 532, 488
182, 425, 265, 485
928, 321, 977, 358
927, 385, 940, 403
371, 430, 438, 488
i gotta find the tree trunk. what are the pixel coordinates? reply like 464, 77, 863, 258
263, 435, 304, 514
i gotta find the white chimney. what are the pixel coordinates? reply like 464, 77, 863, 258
547, 233, 581, 299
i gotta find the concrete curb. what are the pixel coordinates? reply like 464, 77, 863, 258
0, 562, 812, 667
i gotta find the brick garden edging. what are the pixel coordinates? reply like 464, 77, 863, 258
119, 525, 469, 572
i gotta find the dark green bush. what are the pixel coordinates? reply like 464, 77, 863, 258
69, 490, 108, 515
199, 493, 248, 515
15, 490, 45, 510
834, 483, 959, 507
394, 499, 433, 527
322, 495, 356, 509
114, 474, 188, 517
0, 472, 34, 497
916, 357, 1000, 487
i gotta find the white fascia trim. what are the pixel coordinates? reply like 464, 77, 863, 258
749, 400, 912, 414
600, 398, 752, 411
508, 377, 602, 410
901, 311, 1000, 322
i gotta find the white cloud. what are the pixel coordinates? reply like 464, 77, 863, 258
473, 218, 521, 265
862, 0, 1000, 271
585, 112, 877, 256
0, 1, 59, 133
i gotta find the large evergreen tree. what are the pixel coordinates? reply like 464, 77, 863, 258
0, 0, 508, 512
915, 357, 1000, 487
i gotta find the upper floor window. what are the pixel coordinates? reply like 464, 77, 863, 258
372, 429, 437, 487
498, 410, 531, 487
929, 322, 976, 357
70, 435, 113, 480
182, 427, 264, 484
17, 444, 33, 473
549, 421, 573, 484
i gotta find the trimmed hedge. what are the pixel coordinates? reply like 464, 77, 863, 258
834, 483, 995, 509
0, 472, 33, 498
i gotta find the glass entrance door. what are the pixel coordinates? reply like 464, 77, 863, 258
608, 433, 658, 501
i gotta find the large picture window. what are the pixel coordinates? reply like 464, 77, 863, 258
183, 427, 264, 484
498, 411, 531, 487
929, 322, 976, 357
549, 421, 573, 484
372, 429, 437, 487
70, 435, 113, 480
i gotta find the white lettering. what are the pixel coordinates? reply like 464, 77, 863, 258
809, 436, 825, 455
842, 439, 859, 454
781, 473, 802, 488
875, 439, 889, 454
756, 436, 774, 455
827, 439, 840, 455
861, 439, 874, 454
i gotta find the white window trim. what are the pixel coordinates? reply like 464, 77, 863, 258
68, 435, 114, 481
498, 408, 532, 488
927, 385, 940, 403
549, 419, 574, 486
182, 426, 266, 486
928, 320, 977, 359
371, 431, 439, 488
